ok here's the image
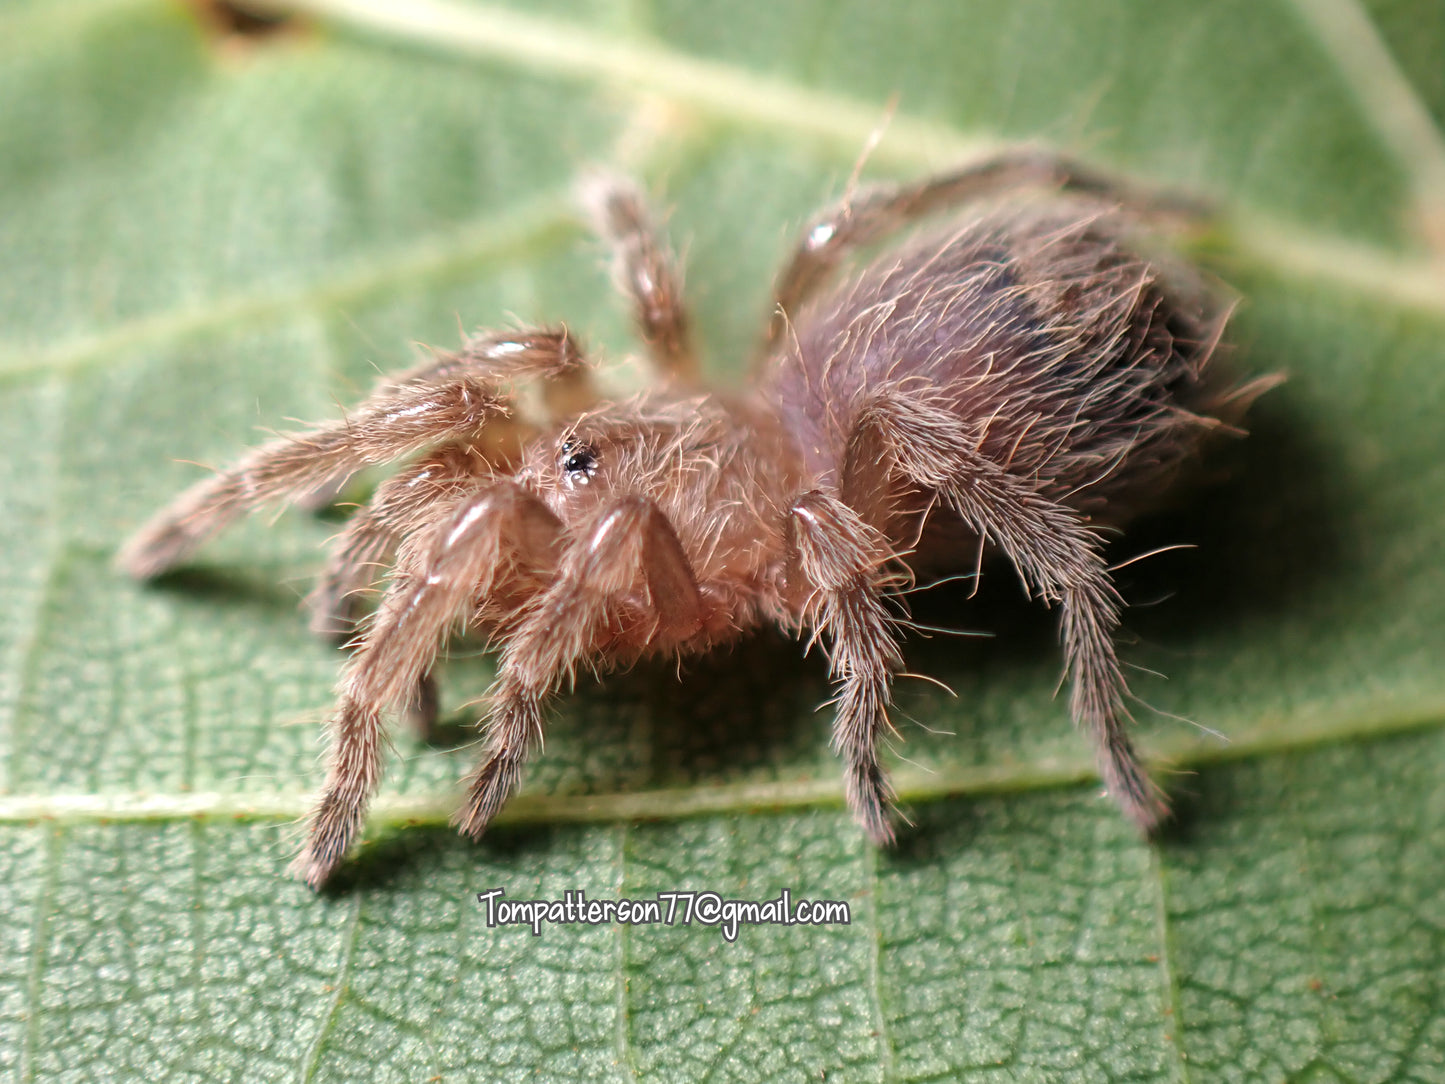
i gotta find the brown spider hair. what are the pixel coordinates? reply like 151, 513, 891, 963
120, 150, 1278, 887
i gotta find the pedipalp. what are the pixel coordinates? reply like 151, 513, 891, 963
454, 494, 706, 839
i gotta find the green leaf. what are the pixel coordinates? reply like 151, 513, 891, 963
3, 0, 1445, 1079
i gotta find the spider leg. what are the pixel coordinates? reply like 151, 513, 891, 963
453, 495, 705, 838
289, 482, 565, 888
843, 389, 1168, 832
292, 474, 354, 515
305, 444, 491, 743
765, 147, 1212, 349
581, 172, 699, 385
306, 443, 489, 642
392, 326, 590, 391
788, 490, 903, 844
118, 329, 590, 581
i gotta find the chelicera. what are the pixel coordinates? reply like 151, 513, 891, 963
120, 149, 1277, 887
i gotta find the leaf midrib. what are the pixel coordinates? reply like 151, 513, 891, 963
1, 695, 1440, 828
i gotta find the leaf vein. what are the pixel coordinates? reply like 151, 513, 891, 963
0, 195, 577, 388
1282, 0, 1445, 247
1150, 846, 1193, 1083
17, 826, 63, 1084
298, 893, 365, 1084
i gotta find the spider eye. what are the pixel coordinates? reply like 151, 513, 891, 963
559, 438, 599, 486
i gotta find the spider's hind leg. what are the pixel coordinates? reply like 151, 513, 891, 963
842, 389, 1168, 833
787, 490, 904, 845
765, 148, 1212, 350
581, 172, 699, 386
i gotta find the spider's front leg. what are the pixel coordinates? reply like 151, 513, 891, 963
764, 148, 1211, 350
306, 443, 489, 642
453, 495, 705, 838
843, 389, 1167, 832
304, 443, 493, 742
290, 482, 565, 889
788, 490, 904, 844
118, 329, 589, 580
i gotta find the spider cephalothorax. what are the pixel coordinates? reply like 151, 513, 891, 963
120, 150, 1276, 887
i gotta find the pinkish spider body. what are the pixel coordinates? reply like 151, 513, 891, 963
120, 150, 1275, 887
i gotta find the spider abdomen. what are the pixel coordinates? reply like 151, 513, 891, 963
765, 201, 1229, 522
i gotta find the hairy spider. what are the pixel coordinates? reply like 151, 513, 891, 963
119, 149, 1278, 888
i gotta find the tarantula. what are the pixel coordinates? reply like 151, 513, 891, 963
119, 150, 1275, 887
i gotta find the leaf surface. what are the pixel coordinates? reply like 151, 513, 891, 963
3, 0, 1445, 1080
